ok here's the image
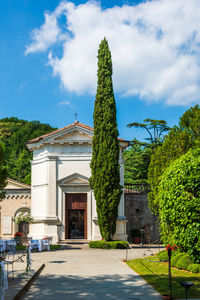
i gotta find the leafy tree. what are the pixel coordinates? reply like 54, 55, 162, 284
159, 148, 200, 263
148, 104, 200, 214
123, 139, 151, 184
0, 117, 56, 184
90, 38, 122, 241
127, 119, 170, 149
0, 142, 7, 200
124, 119, 170, 185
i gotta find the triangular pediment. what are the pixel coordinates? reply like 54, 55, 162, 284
5, 178, 31, 190
57, 173, 89, 186
54, 129, 92, 142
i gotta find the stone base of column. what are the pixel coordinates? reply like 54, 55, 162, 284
29, 220, 59, 243
91, 217, 127, 241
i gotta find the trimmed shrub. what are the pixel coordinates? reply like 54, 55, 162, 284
171, 253, 184, 267
50, 245, 62, 251
89, 240, 128, 249
157, 249, 179, 261
187, 264, 200, 273
176, 254, 191, 270
157, 250, 169, 261
159, 148, 200, 263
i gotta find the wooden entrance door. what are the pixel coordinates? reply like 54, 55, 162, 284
65, 193, 87, 239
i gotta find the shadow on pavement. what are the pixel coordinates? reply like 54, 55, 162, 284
23, 273, 162, 300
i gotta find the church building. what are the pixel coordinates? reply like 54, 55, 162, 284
26, 121, 129, 243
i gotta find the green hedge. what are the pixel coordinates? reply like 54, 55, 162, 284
157, 250, 200, 273
176, 254, 191, 270
89, 240, 129, 249
50, 244, 62, 251
157, 250, 169, 261
171, 253, 184, 267
159, 148, 200, 263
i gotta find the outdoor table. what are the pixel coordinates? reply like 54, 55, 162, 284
5, 240, 16, 252
0, 241, 6, 253
29, 239, 42, 252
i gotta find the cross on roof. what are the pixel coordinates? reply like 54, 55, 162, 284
74, 112, 79, 122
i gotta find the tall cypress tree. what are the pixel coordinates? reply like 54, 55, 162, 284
90, 38, 122, 241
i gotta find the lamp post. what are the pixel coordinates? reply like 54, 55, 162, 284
179, 281, 194, 300
167, 247, 173, 299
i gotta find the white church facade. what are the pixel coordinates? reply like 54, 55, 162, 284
26, 121, 129, 243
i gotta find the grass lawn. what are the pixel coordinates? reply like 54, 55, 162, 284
127, 255, 200, 299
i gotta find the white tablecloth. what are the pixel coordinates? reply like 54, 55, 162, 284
0, 261, 8, 300
42, 239, 50, 251
0, 241, 6, 253
5, 240, 16, 252
29, 240, 42, 252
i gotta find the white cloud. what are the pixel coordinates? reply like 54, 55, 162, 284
25, 12, 61, 54
59, 100, 72, 106
25, 0, 200, 106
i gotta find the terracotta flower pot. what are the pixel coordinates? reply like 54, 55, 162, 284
133, 237, 141, 244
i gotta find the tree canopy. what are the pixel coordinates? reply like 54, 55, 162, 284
148, 104, 200, 214
127, 119, 170, 149
90, 38, 122, 241
123, 139, 151, 184
0, 117, 56, 184
124, 119, 170, 185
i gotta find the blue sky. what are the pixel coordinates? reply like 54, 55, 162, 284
1, 0, 200, 141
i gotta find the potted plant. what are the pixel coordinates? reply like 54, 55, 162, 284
130, 228, 141, 244
14, 212, 34, 224
14, 232, 23, 245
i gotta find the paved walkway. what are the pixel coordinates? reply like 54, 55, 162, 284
6, 244, 162, 300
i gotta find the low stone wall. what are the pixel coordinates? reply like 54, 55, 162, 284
124, 191, 160, 243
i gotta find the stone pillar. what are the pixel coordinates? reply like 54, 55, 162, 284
47, 156, 58, 218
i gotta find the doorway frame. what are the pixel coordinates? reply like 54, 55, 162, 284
65, 193, 87, 239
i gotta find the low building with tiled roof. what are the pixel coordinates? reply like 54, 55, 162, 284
0, 178, 31, 239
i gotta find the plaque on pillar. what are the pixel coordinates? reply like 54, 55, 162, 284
2, 216, 12, 234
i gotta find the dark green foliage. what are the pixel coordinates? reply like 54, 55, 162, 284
0, 117, 56, 184
159, 148, 200, 263
176, 254, 191, 270
90, 38, 122, 241
89, 240, 128, 249
0, 142, 7, 200
125, 119, 170, 185
123, 140, 151, 184
148, 105, 200, 214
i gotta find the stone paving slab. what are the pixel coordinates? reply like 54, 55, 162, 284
4, 245, 200, 300
11, 245, 162, 300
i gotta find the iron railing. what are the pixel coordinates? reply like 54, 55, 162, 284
124, 183, 150, 193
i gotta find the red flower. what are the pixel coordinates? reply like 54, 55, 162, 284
166, 244, 177, 250
14, 232, 23, 237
